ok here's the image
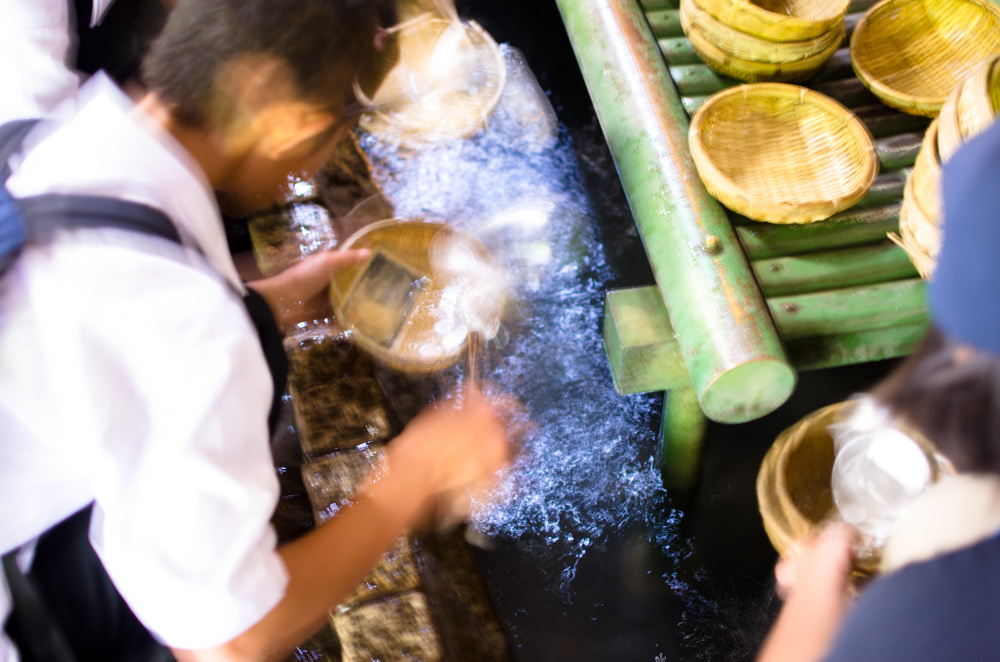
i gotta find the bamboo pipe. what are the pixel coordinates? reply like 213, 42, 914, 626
557, 0, 795, 423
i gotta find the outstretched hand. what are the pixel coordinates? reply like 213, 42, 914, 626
757, 523, 856, 662
775, 522, 856, 602
384, 386, 516, 528
247, 249, 370, 332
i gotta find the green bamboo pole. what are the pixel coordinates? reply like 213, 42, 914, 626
734, 203, 901, 260
658, 37, 699, 65
768, 279, 927, 340
808, 49, 855, 85
659, 386, 706, 489
646, 9, 681, 38
640, 0, 677, 10
851, 171, 907, 210
854, 104, 931, 139
876, 132, 923, 170
785, 321, 928, 372
604, 284, 928, 394
681, 95, 710, 115
603, 287, 689, 394
814, 77, 878, 108
557, 0, 795, 423
670, 64, 734, 97
753, 242, 919, 297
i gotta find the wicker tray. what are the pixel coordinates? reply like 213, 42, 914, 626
357, 16, 507, 144
851, 0, 1000, 117
689, 83, 878, 223
682, 14, 841, 83
892, 55, 1000, 277
329, 219, 503, 373
681, 0, 843, 64
757, 401, 950, 575
957, 53, 1000, 144
891, 176, 942, 279
910, 118, 942, 223
696, 0, 850, 42
936, 79, 968, 163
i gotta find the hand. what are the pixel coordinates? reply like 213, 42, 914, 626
775, 523, 856, 604
757, 524, 856, 662
247, 249, 370, 332
384, 387, 515, 526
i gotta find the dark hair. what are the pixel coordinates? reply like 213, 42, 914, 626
872, 325, 1000, 474
142, 0, 398, 128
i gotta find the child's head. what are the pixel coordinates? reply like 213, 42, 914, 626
141, 0, 398, 200
873, 121, 1000, 475
872, 327, 1000, 474
143, 0, 397, 132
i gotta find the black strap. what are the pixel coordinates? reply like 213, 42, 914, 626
0, 119, 182, 269
0, 119, 39, 182
18, 194, 182, 246
3, 551, 79, 662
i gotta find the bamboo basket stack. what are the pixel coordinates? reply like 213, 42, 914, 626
679, 0, 849, 83
890, 54, 1000, 278
851, 0, 1000, 117
689, 83, 878, 223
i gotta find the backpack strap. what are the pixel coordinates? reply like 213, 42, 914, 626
18, 194, 181, 245
0, 120, 182, 277
0, 119, 39, 182
3, 551, 79, 662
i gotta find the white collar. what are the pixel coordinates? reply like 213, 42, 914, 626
881, 473, 1000, 573
7, 74, 245, 293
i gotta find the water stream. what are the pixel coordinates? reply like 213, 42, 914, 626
360, 44, 722, 659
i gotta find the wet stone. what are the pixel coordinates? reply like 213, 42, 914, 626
292, 378, 394, 457
248, 199, 337, 277
417, 530, 514, 662
286, 331, 375, 390
301, 446, 385, 524
333, 590, 443, 662
370, 363, 460, 425
315, 133, 385, 220
271, 492, 316, 546
342, 534, 423, 610
283, 623, 342, 662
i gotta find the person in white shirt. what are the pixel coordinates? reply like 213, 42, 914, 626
0, 0, 156, 124
0, 1, 512, 661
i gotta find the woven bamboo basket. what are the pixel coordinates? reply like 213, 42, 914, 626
957, 54, 1000, 143
851, 0, 1000, 117
329, 219, 502, 373
757, 401, 950, 575
683, 17, 842, 83
681, 0, 843, 64
356, 16, 506, 144
890, 177, 942, 279
696, 0, 850, 42
909, 118, 942, 223
892, 56, 1000, 278
689, 84, 878, 223
936, 79, 968, 163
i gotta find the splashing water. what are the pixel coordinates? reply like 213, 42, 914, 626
359, 44, 690, 600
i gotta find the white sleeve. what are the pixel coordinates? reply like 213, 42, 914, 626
34, 240, 289, 649
0, 0, 81, 124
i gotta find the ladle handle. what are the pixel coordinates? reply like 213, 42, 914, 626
466, 331, 482, 390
